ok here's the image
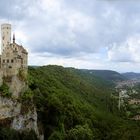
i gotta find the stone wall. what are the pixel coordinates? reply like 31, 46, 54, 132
1, 43, 28, 77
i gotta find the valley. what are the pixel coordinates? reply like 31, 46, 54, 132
94, 70, 140, 121
115, 79, 140, 121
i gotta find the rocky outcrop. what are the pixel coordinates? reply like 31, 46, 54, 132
11, 105, 44, 140
0, 96, 43, 140
11, 108, 38, 131
0, 70, 3, 86
0, 97, 21, 119
0, 74, 43, 140
9, 75, 27, 98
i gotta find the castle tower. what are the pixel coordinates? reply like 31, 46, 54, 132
1, 23, 11, 53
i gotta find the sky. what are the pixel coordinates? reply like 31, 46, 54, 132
0, 0, 140, 72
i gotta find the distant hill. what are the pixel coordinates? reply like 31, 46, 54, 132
82, 70, 127, 83
30, 66, 127, 83
122, 72, 140, 80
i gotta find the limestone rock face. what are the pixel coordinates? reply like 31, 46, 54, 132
0, 96, 43, 140
0, 97, 21, 119
0, 70, 3, 86
8, 75, 27, 98
11, 107, 38, 132
0, 74, 43, 140
11, 107, 44, 140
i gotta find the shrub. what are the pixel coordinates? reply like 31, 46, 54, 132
21, 88, 33, 102
48, 131, 64, 140
0, 83, 11, 97
18, 68, 27, 81
66, 124, 94, 140
0, 128, 37, 140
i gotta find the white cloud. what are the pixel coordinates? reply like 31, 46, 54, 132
108, 35, 140, 62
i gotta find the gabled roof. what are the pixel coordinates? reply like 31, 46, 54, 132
10, 43, 28, 54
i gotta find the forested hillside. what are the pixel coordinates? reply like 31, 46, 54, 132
27, 65, 140, 140
83, 70, 127, 82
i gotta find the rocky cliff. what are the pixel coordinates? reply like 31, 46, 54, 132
0, 73, 43, 140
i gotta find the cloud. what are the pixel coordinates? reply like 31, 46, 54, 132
0, 0, 140, 71
23, 0, 97, 56
108, 35, 140, 62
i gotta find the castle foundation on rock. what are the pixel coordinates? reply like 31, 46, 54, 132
0, 24, 43, 140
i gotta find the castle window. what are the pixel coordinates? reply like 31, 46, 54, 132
7, 59, 9, 63
11, 59, 14, 63
3, 60, 5, 63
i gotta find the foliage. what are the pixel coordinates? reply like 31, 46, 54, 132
66, 124, 94, 140
11, 65, 140, 140
85, 69, 127, 83
0, 128, 37, 140
0, 83, 11, 97
21, 88, 33, 102
20, 88, 34, 114
18, 68, 27, 81
48, 131, 64, 140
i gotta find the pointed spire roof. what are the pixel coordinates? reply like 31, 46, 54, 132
13, 33, 15, 43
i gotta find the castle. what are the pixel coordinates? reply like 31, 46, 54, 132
0, 23, 28, 79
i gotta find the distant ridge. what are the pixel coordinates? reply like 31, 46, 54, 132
82, 69, 127, 82
122, 72, 140, 80
30, 65, 128, 82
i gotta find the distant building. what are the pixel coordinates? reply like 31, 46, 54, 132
0, 23, 28, 78
128, 99, 140, 105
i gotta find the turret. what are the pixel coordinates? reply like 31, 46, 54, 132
13, 33, 15, 43
1, 23, 11, 53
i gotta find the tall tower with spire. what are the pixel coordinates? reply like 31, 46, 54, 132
1, 23, 11, 53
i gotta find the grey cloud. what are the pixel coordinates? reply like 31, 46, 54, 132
28, 0, 140, 57
0, 0, 39, 21
108, 35, 140, 63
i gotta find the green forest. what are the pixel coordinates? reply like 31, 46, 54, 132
1, 65, 140, 140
